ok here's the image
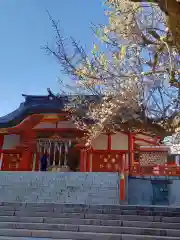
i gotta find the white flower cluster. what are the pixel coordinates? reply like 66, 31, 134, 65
63, 0, 179, 145
75, 78, 141, 145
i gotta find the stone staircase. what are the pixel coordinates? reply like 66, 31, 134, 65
0, 203, 178, 239
1, 172, 180, 239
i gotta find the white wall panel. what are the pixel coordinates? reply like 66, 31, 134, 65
2, 134, 20, 150
111, 132, 128, 150
34, 122, 56, 129
58, 121, 76, 129
92, 134, 108, 150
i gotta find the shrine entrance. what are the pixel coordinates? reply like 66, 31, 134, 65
36, 138, 80, 172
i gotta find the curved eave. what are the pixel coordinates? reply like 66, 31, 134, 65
0, 105, 66, 129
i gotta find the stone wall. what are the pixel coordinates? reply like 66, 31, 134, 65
128, 177, 153, 205
169, 179, 180, 205
3, 172, 180, 206
0, 172, 120, 204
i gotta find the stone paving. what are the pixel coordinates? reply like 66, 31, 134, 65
0, 172, 120, 204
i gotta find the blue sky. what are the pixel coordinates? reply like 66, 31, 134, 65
0, 0, 107, 117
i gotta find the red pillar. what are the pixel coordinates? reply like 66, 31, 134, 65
80, 149, 85, 172
120, 131, 134, 202
1, 153, 10, 170
35, 152, 40, 171
18, 131, 36, 171
0, 135, 4, 148
86, 151, 92, 172
128, 132, 134, 167
19, 148, 33, 171
120, 174, 125, 201
76, 144, 88, 172
83, 151, 87, 172
82, 150, 90, 172
119, 131, 134, 202
107, 133, 112, 151
0, 135, 4, 170
120, 153, 126, 201
80, 147, 88, 172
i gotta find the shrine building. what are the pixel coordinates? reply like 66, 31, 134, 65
0, 91, 179, 203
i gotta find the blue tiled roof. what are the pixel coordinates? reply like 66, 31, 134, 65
0, 93, 100, 128
0, 94, 68, 128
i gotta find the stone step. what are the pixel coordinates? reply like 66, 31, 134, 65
9, 209, 180, 217
0, 211, 164, 221
0, 215, 180, 229
1, 208, 180, 218
0, 214, 172, 223
0, 222, 180, 237
0, 210, 180, 222
0, 235, 178, 240
1, 202, 180, 212
0, 228, 179, 240
0, 222, 179, 237
1, 204, 180, 216
0, 238, 72, 240
0, 237, 178, 240
122, 236, 180, 240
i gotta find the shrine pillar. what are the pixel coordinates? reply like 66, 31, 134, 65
124, 132, 134, 201
19, 148, 33, 171
80, 150, 85, 172
128, 132, 134, 166
119, 154, 127, 202
120, 173, 126, 201
0, 135, 4, 170
0, 135, 3, 149
34, 151, 40, 171
120, 131, 134, 202
107, 133, 112, 151
18, 131, 36, 171
76, 143, 88, 172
